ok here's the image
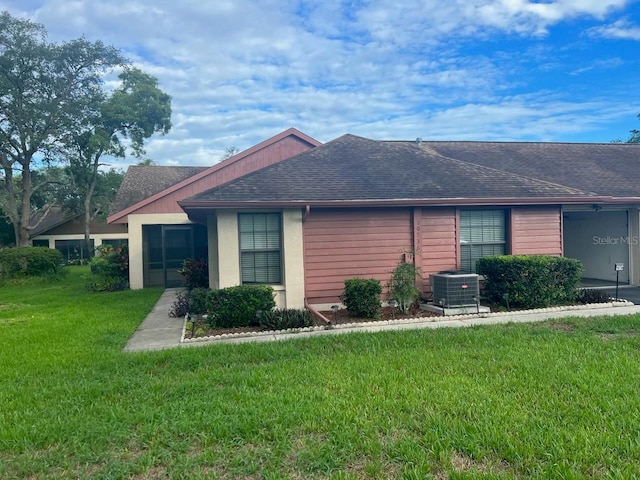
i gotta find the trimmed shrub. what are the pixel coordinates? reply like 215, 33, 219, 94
206, 285, 276, 328
341, 278, 382, 318
178, 258, 209, 289
190, 287, 211, 315
259, 308, 313, 331
387, 260, 421, 314
0, 247, 63, 278
578, 289, 612, 304
88, 245, 129, 292
477, 255, 583, 309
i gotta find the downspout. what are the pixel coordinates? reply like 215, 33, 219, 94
305, 298, 332, 327
302, 204, 311, 223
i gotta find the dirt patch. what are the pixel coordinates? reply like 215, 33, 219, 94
547, 321, 578, 332
445, 451, 510, 477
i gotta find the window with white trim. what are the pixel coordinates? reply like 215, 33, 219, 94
239, 213, 282, 284
460, 209, 507, 272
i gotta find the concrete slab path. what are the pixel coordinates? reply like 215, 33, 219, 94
123, 289, 184, 352
123, 288, 640, 352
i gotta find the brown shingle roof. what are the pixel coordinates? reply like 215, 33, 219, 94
422, 141, 640, 197
181, 135, 606, 207
109, 165, 207, 215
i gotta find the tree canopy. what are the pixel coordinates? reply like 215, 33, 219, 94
0, 11, 171, 249
63, 67, 171, 257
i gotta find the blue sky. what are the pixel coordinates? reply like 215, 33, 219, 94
2, 0, 640, 168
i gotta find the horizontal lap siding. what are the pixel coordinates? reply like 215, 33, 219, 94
511, 207, 562, 255
304, 208, 412, 305
420, 208, 458, 293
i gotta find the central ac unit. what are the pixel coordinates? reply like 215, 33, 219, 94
430, 272, 480, 307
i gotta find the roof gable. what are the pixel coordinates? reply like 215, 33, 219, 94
107, 128, 320, 223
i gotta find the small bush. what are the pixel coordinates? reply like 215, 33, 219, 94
88, 245, 129, 292
0, 246, 63, 278
207, 285, 276, 328
341, 278, 382, 318
87, 276, 129, 292
90, 245, 129, 279
387, 260, 421, 314
259, 308, 313, 331
178, 258, 209, 289
169, 292, 192, 318
578, 289, 612, 304
477, 255, 583, 309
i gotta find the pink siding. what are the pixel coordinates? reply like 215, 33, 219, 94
420, 208, 458, 292
130, 136, 315, 215
511, 206, 562, 255
303, 208, 412, 305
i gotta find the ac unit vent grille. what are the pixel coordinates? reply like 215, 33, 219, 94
430, 273, 480, 307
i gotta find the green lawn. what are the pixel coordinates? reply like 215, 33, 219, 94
2, 268, 640, 479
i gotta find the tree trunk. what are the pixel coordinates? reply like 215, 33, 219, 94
17, 165, 32, 246
1, 160, 20, 246
83, 179, 95, 260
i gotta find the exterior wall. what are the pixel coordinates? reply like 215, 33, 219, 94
303, 208, 412, 307
128, 136, 315, 216
207, 215, 219, 290
630, 208, 640, 285
128, 213, 191, 289
214, 209, 304, 308
510, 206, 563, 255
420, 208, 458, 292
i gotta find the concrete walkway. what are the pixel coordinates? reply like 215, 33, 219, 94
124, 289, 640, 352
123, 289, 184, 352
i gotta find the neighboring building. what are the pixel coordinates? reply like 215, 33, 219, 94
177, 135, 640, 309
29, 207, 128, 263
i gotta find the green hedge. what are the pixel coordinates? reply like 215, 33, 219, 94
0, 247, 63, 278
477, 255, 583, 309
341, 278, 382, 318
206, 285, 276, 328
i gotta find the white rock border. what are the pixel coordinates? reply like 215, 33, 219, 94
180, 300, 633, 344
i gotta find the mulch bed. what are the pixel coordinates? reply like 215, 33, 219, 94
184, 304, 440, 339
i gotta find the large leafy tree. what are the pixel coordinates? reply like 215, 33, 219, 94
63, 67, 171, 258
0, 11, 124, 246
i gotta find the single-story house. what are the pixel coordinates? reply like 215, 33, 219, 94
29, 207, 128, 263
105, 129, 640, 309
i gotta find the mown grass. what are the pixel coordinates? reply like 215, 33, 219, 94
2, 268, 640, 479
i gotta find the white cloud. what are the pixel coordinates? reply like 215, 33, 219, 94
1, 0, 638, 169
588, 18, 640, 40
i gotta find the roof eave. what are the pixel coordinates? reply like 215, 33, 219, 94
179, 195, 628, 211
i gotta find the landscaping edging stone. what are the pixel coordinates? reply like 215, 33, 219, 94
180, 300, 634, 344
